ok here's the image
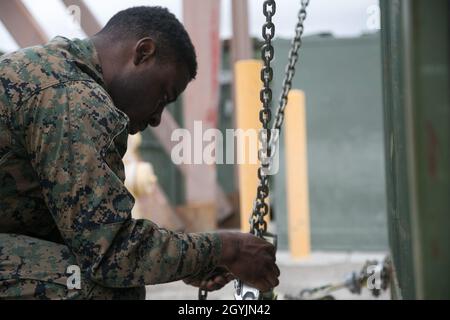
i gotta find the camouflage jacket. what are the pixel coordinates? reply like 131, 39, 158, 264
0, 37, 221, 287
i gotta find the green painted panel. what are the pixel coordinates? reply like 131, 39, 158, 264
217, 81, 236, 195
272, 34, 388, 251
381, 0, 450, 299
408, 0, 450, 299
380, 0, 416, 299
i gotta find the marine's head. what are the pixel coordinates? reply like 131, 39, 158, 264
92, 6, 197, 134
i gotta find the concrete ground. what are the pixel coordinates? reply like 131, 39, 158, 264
145, 251, 390, 300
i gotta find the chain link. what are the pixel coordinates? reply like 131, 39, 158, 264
267, 0, 310, 162
250, 0, 277, 238
198, 288, 208, 300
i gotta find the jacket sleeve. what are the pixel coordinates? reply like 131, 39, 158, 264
20, 81, 221, 288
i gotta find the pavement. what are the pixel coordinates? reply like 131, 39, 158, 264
145, 251, 390, 300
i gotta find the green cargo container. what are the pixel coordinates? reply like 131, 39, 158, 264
272, 33, 388, 252
381, 0, 450, 299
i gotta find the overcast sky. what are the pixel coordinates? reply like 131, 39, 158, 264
0, 0, 380, 52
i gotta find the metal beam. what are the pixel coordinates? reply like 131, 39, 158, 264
230, 0, 252, 192
182, 0, 222, 230
234, 60, 262, 231
285, 90, 310, 258
231, 0, 252, 62
0, 0, 48, 47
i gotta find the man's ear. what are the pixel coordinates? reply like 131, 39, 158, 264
133, 38, 156, 65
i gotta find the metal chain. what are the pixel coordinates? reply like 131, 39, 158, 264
285, 256, 392, 300
198, 0, 309, 300
198, 288, 207, 300
250, 0, 277, 238
200, 1, 277, 300
268, 0, 310, 162
251, 0, 310, 236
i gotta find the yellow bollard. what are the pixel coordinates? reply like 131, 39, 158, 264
285, 90, 311, 258
235, 60, 270, 232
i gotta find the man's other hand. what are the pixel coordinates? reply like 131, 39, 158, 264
183, 267, 235, 292
218, 232, 280, 293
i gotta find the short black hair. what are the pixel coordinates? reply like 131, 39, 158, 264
98, 6, 197, 79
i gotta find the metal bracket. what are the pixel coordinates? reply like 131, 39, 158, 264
234, 280, 262, 300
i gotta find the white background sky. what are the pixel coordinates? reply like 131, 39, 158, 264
0, 0, 380, 53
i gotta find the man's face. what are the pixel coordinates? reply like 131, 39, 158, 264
107, 39, 190, 135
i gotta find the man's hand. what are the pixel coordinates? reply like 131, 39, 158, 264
183, 267, 235, 292
217, 232, 280, 293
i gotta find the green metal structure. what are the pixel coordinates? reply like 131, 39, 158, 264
272, 34, 388, 252
381, 0, 450, 299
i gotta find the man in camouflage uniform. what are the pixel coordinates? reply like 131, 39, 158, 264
0, 7, 279, 299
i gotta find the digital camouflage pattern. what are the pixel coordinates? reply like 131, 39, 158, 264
0, 233, 145, 299
0, 37, 221, 299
